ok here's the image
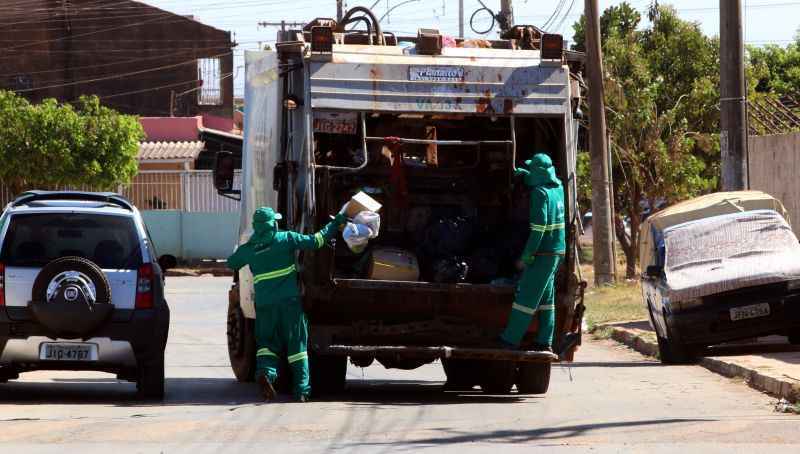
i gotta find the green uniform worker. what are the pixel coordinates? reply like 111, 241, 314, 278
500, 153, 566, 350
227, 207, 345, 402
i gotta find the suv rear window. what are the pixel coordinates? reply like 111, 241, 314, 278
0, 213, 142, 269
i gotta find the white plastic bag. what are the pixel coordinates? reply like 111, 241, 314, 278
343, 222, 372, 253
353, 211, 380, 238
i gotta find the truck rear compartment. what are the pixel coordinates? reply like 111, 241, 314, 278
306, 113, 569, 348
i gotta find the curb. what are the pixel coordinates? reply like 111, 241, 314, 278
166, 268, 233, 277
594, 323, 800, 403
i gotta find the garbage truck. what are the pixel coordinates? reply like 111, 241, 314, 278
214, 9, 587, 395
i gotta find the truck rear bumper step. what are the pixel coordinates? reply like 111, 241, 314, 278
315, 344, 558, 363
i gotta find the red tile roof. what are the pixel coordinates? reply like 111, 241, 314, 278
137, 141, 205, 161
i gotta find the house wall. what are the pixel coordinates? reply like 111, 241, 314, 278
0, 0, 233, 118
749, 132, 800, 231
143, 211, 238, 261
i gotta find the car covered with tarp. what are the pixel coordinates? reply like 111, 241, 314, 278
639, 191, 800, 363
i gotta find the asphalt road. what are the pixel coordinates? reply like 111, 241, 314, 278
0, 277, 797, 453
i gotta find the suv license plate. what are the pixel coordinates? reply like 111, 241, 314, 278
730, 303, 771, 321
39, 343, 98, 361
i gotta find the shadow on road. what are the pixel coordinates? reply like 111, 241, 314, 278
340, 417, 712, 449
0, 377, 530, 406
563, 361, 661, 368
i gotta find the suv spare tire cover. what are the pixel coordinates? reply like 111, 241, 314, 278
30, 257, 113, 339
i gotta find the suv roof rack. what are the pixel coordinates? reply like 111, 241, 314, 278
11, 191, 134, 211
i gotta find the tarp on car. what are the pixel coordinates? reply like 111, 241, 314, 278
639, 191, 789, 269
661, 210, 800, 301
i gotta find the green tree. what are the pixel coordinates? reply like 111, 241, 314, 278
573, 4, 718, 278
0, 91, 143, 195
748, 40, 800, 97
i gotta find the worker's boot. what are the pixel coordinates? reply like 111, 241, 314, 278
257, 374, 277, 402
530, 342, 553, 353
295, 394, 310, 403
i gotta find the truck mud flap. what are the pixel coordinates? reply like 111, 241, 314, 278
315, 344, 558, 363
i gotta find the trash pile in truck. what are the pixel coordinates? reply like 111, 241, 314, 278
337, 188, 531, 285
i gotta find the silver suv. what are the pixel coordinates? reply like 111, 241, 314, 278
0, 191, 172, 399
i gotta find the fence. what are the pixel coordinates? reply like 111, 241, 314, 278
1, 170, 241, 213
1, 170, 242, 261
749, 132, 800, 233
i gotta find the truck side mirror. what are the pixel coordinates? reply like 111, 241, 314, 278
645, 265, 663, 279
214, 152, 240, 199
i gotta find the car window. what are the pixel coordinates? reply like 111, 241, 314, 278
0, 213, 142, 269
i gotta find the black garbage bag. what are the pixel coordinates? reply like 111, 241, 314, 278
432, 257, 469, 283
419, 216, 477, 260
465, 248, 501, 283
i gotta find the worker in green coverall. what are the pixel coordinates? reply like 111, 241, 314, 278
499, 153, 566, 352
227, 207, 346, 402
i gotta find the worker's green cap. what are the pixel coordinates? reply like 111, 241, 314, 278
253, 207, 282, 224
524, 152, 553, 170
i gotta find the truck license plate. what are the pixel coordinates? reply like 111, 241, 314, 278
39, 343, 98, 361
730, 303, 770, 321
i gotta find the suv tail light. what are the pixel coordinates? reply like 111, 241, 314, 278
135, 264, 154, 309
0, 263, 5, 306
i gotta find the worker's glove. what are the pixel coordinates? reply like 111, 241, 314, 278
333, 212, 347, 226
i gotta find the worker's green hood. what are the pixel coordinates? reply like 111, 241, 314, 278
515, 153, 560, 187
251, 207, 282, 245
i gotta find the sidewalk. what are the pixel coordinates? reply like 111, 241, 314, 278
594, 320, 800, 404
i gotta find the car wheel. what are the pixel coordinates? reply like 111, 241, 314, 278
30, 257, 113, 338
653, 308, 696, 364
516, 362, 551, 394
137, 355, 165, 401
479, 360, 515, 394
227, 298, 256, 383
310, 353, 347, 397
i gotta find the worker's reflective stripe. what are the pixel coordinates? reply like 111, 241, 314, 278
537, 304, 555, 311
314, 232, 324, 248
288, 351, 308, 363
253, 265, 296, 284
530, 223, 565, 232
257, 347, 278, 358
512, 303, 537, 315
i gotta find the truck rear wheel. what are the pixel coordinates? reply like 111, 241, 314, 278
311, 353, 347, 397
516, 362, 551, 394
442, 359, 479, 390
227, 299, 256, 382
479, 360, 515, 394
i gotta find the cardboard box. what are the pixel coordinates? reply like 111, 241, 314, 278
368, 248, 419, 281
345, 191, 382, 218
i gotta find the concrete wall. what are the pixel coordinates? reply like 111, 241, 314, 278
142, 211, 238, 262
749, 132, 800, 230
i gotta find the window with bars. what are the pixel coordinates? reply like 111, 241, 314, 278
197, 58, 222, 106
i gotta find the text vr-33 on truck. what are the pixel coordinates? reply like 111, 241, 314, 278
0, 192, 173, 400
215, 9, 587, 395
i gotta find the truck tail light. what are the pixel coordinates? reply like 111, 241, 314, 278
541, 33, 564, 60
0, 263, 5, 306
311, 26, 334, 53
135, 264, 154, 309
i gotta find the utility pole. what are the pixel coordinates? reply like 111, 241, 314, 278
337, 0, 344, 22
458, 0, 464, 38
585, 0, 616, 285
499, 0, 514, 32
720, 0, 748, 190
258, 20, 305, 42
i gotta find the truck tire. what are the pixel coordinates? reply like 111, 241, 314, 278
787, 329, 800, 345
516, 362, 551, 394
136, 354, 165, 401
442, 359, 479, 390
310, 353, 347, 397
479, 360, 515, 394
227, 299, 256, 382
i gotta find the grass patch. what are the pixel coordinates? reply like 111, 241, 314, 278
584, 281, 648, 329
